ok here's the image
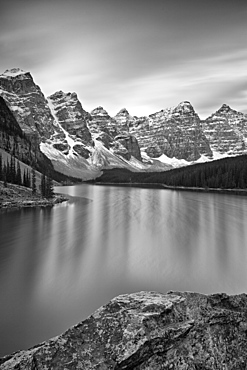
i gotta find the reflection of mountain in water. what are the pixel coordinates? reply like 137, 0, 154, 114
0, 185, 247, 356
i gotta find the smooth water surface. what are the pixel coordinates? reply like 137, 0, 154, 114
1, 184, 247, 356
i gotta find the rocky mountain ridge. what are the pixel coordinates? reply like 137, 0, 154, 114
126, 101, 213, 161
1, 68, 247, 180
1, 290, 247, 369
202, 103, 247, 155
0, 68, 59, 139
0, 69, 170, 179
89, 106, 142, 161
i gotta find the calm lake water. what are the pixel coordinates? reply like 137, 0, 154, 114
1, 184, 247, 356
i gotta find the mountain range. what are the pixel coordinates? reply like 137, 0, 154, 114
0, 68, 247, 181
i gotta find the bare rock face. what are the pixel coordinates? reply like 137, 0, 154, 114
0, 68, 61, 139
73, 144, 91, 158
89, 106, 119, 138
115, 134, 142, 161
203, 104, 247, 155
1, 291, 247, 369
114, 108, 136, 131
129, 102, 212, 160
47, 91, 93, 145
89, 106, 142, 161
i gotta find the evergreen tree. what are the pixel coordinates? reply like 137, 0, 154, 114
22, 169, 26, 187
23, 169, 30, 188
45, 174, 54, 198
41, 173, 46, 197
238, 172, 245, 188
27, 169, 31, 188
31, 167, 36, 195
16, 161, 22, 185
10, 156, 16, 184
0, 153, 2, 181
6, 159, 11, 183
3, 163, 7, 187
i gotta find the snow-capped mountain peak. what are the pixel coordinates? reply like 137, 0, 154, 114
2, 68, 28, 77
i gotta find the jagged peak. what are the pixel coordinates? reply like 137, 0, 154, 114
218, 103, 232, 111
48, 91, 78, 102
90, 106, 109, 116
177, 101, 194, 108
48, 90, 65, 98
210, 104, 240, 117
1, 68, 30, 78
115, 108, 130, 116
172, 101, 195, 114
93, 106, 104, 111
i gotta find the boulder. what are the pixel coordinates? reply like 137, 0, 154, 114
1, 291, 247, 369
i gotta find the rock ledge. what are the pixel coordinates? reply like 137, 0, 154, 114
1, 291, 247, 369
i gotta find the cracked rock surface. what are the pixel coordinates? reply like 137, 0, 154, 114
1, 291, 247, 369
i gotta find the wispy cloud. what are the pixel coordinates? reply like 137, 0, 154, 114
0, 0, 246, 117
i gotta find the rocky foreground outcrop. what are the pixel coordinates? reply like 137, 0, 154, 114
1, 291, 247, 369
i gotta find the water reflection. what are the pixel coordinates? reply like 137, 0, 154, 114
1, 186, 247, 356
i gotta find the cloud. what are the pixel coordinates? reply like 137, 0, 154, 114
96, 48, 247, 117
0, 0, 246, 117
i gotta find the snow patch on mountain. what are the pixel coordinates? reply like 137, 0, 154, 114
2, 68, 27, 77
47, 97, 75, 156
157, 154, 192, 168
89, 140, 170, 172
40, 141, 100, 180
89, 140, 140, 170
156, 150, 240, 169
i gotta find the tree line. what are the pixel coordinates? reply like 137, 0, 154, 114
0, 153, 54, 198
95, 155, 247, 190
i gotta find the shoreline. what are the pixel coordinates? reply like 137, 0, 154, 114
0, 194, 68, 209
0, 181, 69, 209
94, 181, 247, 195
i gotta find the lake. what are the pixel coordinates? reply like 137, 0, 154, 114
1, 184, 247, 356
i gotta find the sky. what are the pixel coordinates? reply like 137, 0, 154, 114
0, 0, 246, 118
